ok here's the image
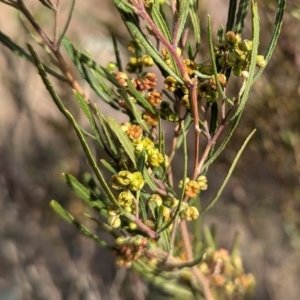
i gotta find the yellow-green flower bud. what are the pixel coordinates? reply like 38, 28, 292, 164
142, 137, 155, 152
129, 56, 139, 66
225, 31, 241, 45
118, 191, 134, 207
149, 194, 163, 206
129, 222, 138, 230
130, 172, 145, 191
197, 175, 208, 190
164, 155, 170, 168
238, 39, 253, 52
162, 205, 170, 221
178, 178, 190, 189
142, 55, 154, 67
232, 65, 242, 76
147, 148, 164, 167
180, 206, 199, 221
108, 215, 121, 228
107, 62, 116, 72
164, 76, 178, 92
111, 171, 133, 190
225, 281, 235, 296
256, 55, 266, 68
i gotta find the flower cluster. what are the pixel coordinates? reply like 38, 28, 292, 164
199, 248, 256, 299
179, 175, 208, 199
215, 31, 266, 76
115, 235, 148, 268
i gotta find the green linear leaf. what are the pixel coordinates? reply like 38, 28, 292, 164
63, 173, 105, 211
0, 32, 66, 81
106, 117, 156, 191
125, 20, 183, 84
74, 90, 105, 148
50, 200, 109, 248
226, 0, 238, 32
233, 0, 250, 34
107, 117, 137, 167
201, 129, 256, 214
100, 159, 117, 174
203, 105, 244, 170
127, 80, 157, 114
150, 2, 172, 42
112, 34, 123, 72
207, 16, 233, 104
253, 0, 286, 82
58, 0, 76, 46
189, 0, 201, 50
95, 109, 118, 157
114, 0, 136, 13
174, 0, 190, 45
231, 1, 259, 120
27, 44, 68, 116
118, 87, 151, 134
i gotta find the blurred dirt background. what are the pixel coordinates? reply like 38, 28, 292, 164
0, 1, 300, 299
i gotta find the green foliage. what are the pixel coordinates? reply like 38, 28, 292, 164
0, 0, 285, 299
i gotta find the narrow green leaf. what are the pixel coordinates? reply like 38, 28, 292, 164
112, 34, 123, 71
231, 1, 260, 120
107, 117, 137, 167
27, 44, 68, 116
100, 159, 117, 174
189, 0, 201, 50
226, 0, 238, 32
95, 110, 118, 157
174, 0, 190, 45
253, 0, 286, 82
0, 32, 66, 81
114, 0, 136, 13
150, 3, 172, 42
125, 20, 183, 84
203, 106, 244, 169
127, 80, 157, 114
50, 200, 109, 248
118, 88, 150, 133
203, 224, 216, 250
58, 0, 76, 46
63, 173, 105, 211
202, 129, 256, 214
233, 0, 250, 34
207, 16, 233, 104
74, 90, 105, 148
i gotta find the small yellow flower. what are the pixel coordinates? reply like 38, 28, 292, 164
118, 191, 134, 207
147, 148, 164, 167
108, 215, 121, 228
149, 194, 163, 206
111, 171, 133, 190
130, 172, 145, 191
184, 180, 200, 198
180, 206, 199, 221
197, 175, 208, 190
164, 76, 178, 92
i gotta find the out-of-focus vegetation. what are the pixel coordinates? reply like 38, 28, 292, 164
0, 1, 299, 300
